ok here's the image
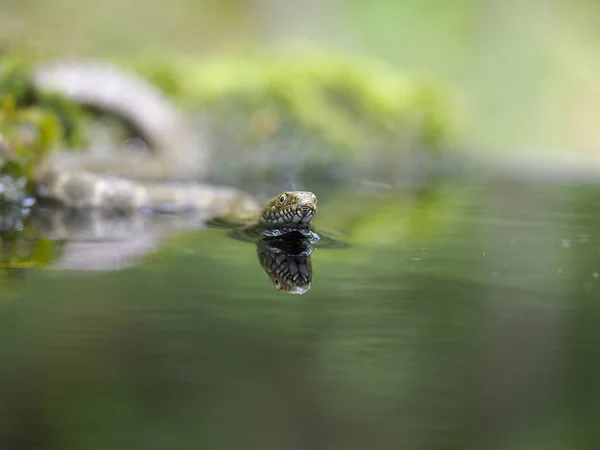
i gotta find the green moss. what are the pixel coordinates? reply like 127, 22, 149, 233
130, 48, 460, 155
0, 47, 460, 193
0, 56, 87, 147
0, 54, 89, 198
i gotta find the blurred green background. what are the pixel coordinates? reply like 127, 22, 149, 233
2, 3, 600, 449
3, 0, 600, 155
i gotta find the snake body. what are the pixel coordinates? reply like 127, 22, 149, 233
17, 60, 322, 293
0, 58, 332, 294
32, 61, 206, 181
29, 60, 319, 228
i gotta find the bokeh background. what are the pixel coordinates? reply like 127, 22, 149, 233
2, 2, 600, 450
3, 0, 600, 156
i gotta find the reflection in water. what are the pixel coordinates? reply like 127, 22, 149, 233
1, 204, 325, 294
2, 179, 600, 449
0, 205, 215, 271
256, 231, 313, 294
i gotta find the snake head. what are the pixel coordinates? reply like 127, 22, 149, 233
272, 275, 312, 295
261, 191, 318, 226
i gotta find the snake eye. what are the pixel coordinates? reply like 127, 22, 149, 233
278, 194, 286, 204
274, 278, 281, 288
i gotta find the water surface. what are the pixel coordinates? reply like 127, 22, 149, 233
0, 177, 598, 449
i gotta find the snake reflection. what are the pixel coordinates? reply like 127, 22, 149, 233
1, 196, 321, 294
256, 231, 314, 295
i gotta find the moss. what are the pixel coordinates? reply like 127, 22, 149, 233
0, 47, 459, 190
0, 54, 89, 199
0, 53, 82, 272
0, 55, 87, 148
130, 48, 460, 156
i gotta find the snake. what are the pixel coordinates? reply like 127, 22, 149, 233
28, 60, 319, 226
5, 59, 325, 292
256, 233, 313, 295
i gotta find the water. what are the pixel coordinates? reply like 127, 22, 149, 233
0, 176, 599, 449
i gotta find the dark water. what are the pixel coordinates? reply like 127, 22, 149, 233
1, 177, 599, 450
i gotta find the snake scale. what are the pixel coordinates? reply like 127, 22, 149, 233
14, 60, 322, 292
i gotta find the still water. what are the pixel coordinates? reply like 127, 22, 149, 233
0, 176, 598, 449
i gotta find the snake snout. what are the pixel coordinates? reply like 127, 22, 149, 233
300, 205, 312, 215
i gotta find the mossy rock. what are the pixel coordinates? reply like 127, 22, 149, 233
128, 48, 460, 186
0, 54, 89, 201
1, 48, 461, 189
0, 55, 88, 149
130, 48, 460, 153
0, 53, 93, 260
